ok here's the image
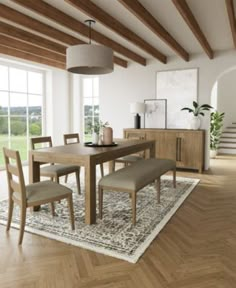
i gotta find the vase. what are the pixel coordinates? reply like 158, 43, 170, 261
92, 132, 99, 144
189, 116, 201, 130
103, 127, 113, 145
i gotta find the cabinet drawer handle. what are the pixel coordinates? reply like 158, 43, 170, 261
176, 137, 182, 161
178, 138, 182, 161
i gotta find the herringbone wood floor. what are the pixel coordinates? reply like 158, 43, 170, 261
1, 156, 236, 288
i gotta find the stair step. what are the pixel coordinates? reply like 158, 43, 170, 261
221, 136, 236, 139
222, 131, 236, 135
218, 148, 236, 154
220, 141, 236, 144
227, 127, 236, 129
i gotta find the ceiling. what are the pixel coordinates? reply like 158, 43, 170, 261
0, 0, 235, 70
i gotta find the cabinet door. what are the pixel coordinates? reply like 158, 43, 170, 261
177, 132, 204, 172
161, 131, 177, 160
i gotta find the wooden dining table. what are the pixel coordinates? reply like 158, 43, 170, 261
29, 138, 156, 224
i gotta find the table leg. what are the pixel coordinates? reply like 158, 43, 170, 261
84, 159, 96, 224
29, 151, 40, 184
29, 152, 41, 211
149, 142, 156, 158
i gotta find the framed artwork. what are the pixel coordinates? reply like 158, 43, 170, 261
156, 68, 198, 128
144, 99, 167, 128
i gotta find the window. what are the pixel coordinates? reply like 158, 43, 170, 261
0, 63, 44, 167
82, 77, 99, 141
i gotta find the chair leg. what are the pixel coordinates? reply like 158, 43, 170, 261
131, 192, 136, 225
51, 202, 55, 216
67, 195, 75, 230
55, 175, 59, 184
75, 168, 81, 195
155, 177, 161, 203
173, 168, 176, 188
100, 164, 104, 177
112, 160, 115, 172
98, 186, 103, 219
18, 204, 26, 245
6, 198, 14, 231
65, 175, 68, 183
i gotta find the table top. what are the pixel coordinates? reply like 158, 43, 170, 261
30, 138, 155, 165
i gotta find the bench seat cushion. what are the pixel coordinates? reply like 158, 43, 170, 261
99, 158, 175, 192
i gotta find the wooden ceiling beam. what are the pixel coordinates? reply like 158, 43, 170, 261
0, 4, 127, 68
11, 0, 144, 66
0, 34, 65, 63
0, 21, 65, 55
0, 24, 128, 69
172, 0, 214, 59
65, 0, 167, 63
225, 0, 236, 48
118, 0, 189, 61
0, 45, 65, 69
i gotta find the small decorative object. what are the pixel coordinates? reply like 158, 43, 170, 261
92, 132, 99, 144
210, 111, 225, 158
98, 134, 103, 145
103, 127, 113, 145
181, 101, 213, 130
130, 102, 146, 129
89, 120, 109, 145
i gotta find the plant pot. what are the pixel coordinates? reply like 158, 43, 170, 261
189, 116, 201, 130
210, 149, 217, 158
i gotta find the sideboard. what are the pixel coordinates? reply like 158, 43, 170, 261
123, 128, 205, 173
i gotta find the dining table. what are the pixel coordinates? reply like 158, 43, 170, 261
29, 138, 156, 224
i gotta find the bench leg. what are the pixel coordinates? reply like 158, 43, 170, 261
131, 192, 136, 225
155, 177, 161, 203
99, 186, 103, 219
173, 168, 176, 188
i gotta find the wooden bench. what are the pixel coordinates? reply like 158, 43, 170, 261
98, 158, 176, 225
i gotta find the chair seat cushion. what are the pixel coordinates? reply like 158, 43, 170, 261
99, 158, 175, 192
13, 181, 72, 204
40, 164, 79, 177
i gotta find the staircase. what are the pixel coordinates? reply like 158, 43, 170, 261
218, 122, 236, 155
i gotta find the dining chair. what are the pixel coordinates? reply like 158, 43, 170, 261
112, 132, 146, 171
63, 133, 104, 177
30, 136, 81, 194
3, 147, 75, 245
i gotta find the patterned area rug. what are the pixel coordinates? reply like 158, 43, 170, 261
0, 175, 199, 263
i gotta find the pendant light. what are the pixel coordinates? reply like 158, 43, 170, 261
66, 20, 114, 75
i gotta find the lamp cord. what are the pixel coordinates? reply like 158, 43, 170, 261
85, 19, 95, 45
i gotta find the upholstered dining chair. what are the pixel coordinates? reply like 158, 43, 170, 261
31, 136, 81, 194
112, 132, 146, 171
63, 133, 104, 177
3, 147, 75, 245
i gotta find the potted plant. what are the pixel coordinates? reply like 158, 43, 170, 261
210, 111, 225, 158
90, 120, 109, 144
181, 101, 213, 129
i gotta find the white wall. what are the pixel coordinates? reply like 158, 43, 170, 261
217, 69, 236, 127
45, 69, 71, 145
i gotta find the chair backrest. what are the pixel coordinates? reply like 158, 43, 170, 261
31, 136, 53, 150
3, 147, 26, 205
126, 132, 146, 140
64, 133, 80, 145
125, 132, 146, 157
